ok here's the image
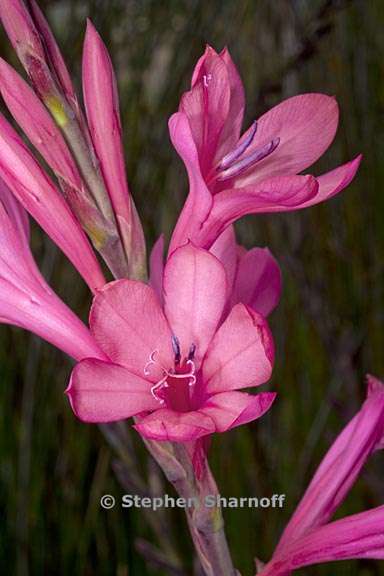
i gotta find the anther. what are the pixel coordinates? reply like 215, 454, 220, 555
188, 343, 196, 361
217, 137, 280, 182
219, 121, 257, 170
172, 335, 181, 365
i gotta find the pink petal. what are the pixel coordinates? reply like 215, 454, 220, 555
209, 225, 238, 298
163, 243, 227, 364
232, 247, 282, 316
203, 303, 274, 393
196, 175, 318, 249
262, 507, 384, 576
180, 46, 231, 175
0, 188, 44, 288
90, 280, 173, 378
0, 178, 29, 249
0, 279, 105, 361
149, 234, 164, 302
134, 408, 216, 442
234, 93, 339, 187
214, 48, 245, 162
200, 390, 276, 431
275, 377, 384, 553
0, 113, 105, 293
168, 112, 213, 254
0, 58, 84, 195
299, 155, 362, 209
82, 21, 146, 275
0, 197, 105, 361
67, 358, 157, 423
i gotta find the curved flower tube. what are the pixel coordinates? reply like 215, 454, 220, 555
67, 243, 276, 442
168, 46, 362, 252
0, 179, 106, 361
258, 376, 384, 575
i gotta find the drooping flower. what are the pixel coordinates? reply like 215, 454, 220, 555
257, 375, 384, 575
0, 179, 106, 361
168, 46, 362, 253
67, 243, 276, 442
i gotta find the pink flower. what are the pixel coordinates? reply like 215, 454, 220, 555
150, 226, 282, 318
0, 111, 105, 293
210, 226, 282, 317
67, 243, 276, 442
0, 3, 146, 278
0, 179, 105, 361
82, 20, 146, 278
168, 46, 362, 253
258, 376, 384, 575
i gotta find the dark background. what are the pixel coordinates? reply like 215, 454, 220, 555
0, 0, 383, 574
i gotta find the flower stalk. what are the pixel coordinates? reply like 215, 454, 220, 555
145, 439, 237, 576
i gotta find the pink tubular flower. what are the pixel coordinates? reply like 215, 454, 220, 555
168, 46, 362, 253
258, 376, 384, 576
0, 2, 146, 278
0, 111, 105, 293
82, 20, 146, 278
0, 0, 76, 104
0, 179, 105, 361
67, 243, 276, 442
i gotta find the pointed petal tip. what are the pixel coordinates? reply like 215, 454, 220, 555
85, 17, 98, 38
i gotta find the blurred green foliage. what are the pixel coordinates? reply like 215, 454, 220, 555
0, 0, 383, 574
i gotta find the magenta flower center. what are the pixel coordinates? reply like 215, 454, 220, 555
144, 336, 197, 412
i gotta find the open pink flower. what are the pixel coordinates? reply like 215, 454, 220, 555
210, 226, 282, 317
150, 226, 282, 318
67, 243, 276, 442
0, 178, 105, 361
258, 376, 384, 575
168, 46, 362, 253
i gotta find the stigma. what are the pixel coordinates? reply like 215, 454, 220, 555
144, 336, 197, 404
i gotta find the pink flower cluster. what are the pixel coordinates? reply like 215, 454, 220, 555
0, 1, 381, 573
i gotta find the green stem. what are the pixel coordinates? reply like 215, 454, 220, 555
145, 440, 238, 576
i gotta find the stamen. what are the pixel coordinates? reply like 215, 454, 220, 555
219, 121, 257, 170
188, 343, 196, 361
172, 335, 181, 365
217, 137, 280, 182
